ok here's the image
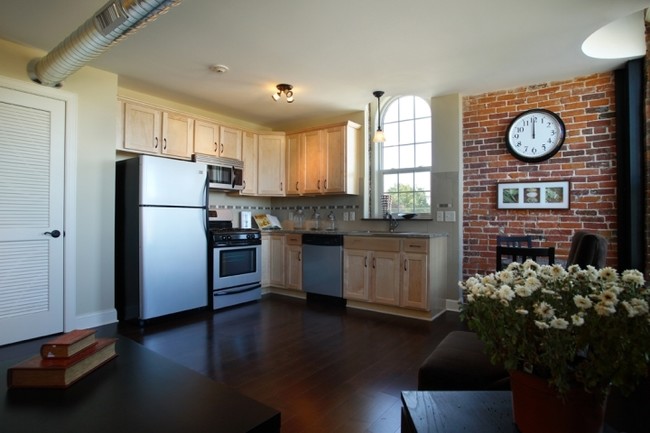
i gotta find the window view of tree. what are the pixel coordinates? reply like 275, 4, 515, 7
386, 183, 431, 214
377, 95, 432, 216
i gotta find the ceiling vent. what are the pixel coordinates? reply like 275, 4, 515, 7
27, 0, 181, 87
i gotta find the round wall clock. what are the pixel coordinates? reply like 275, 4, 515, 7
505, 109, 566, 163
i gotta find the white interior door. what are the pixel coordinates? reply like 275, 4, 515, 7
0, 86, 65, 346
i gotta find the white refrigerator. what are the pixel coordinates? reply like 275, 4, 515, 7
116, 155, 208, 322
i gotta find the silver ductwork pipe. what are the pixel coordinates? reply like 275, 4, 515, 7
28, 0, 181, 87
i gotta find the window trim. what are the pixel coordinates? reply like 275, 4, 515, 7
372, 95, 433, 218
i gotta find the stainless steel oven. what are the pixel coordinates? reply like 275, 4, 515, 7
209, 221, 262, 310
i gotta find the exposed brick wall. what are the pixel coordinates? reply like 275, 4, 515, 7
462, 74, 618, 277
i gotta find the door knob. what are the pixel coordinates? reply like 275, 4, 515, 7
44, 230, 61, 238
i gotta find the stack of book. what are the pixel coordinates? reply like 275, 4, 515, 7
7, 329, 118, 389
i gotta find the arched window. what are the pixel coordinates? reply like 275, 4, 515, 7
376, 95, 432, 217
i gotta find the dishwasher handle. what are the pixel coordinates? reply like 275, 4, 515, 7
302, 233, 344, 246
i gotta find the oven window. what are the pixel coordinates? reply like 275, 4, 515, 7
219, 248, 256, 277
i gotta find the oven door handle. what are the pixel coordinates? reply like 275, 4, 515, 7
214, 284, 261, 296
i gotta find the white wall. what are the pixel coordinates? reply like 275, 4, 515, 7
0, 39, 119, 328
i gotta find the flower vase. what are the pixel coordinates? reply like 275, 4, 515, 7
509, 370, 606, 433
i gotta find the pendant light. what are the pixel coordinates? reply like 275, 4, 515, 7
372, 90, 386, 143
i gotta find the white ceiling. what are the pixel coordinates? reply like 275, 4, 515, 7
0, 0, 647, 129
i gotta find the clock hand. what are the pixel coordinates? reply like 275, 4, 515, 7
532, 118, 536, 139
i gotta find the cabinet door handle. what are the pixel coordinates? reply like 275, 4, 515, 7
372, 257, 376, 268
317, 179, 321, 190
163, 138, 167, 150
280, 182, 283, 191
324, 179, 328, 190
214, 141, 218, 152
364, 257, 368, 268
295, 182, 299, 191
220, 143, 224, 154
154, 137, 159, 148
298, 252, 302, 262
404, 259, 408, 271
243, 180, 246, 189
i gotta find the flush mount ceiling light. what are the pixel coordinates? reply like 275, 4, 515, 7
373, 90, 386, 143
581, 10, 646, 59
272, 84, 294, 103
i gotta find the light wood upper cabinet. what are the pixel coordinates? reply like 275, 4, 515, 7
194, 122, 242, 159
162, 111, 194, 158
241, 131, 257, 195
285, 121, 360, 196
322, 125, 348, 194
118, 98, 358, 198
194, 120, 220, 156
219, 126, 242, 160
257, 133, 286, 196
286, 133, 301, 196
120, 101, 193, 159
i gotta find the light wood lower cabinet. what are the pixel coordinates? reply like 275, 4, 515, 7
262, 233, 302, 291
343, 237, 401, 306
266, 234, 285, 287
285, 234, 302, 291
343, 236, 445, 312
342, 249, 370, 301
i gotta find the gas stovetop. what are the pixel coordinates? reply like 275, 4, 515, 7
209, 221, 261, 246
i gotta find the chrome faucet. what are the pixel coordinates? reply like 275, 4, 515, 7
388, 214, 399, 232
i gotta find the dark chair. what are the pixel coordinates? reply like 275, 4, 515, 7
565, 231, 608, 269
496, 235, 532, 248
496, 245, 555, 271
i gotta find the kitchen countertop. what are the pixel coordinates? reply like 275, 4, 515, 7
260, 229, 448, 238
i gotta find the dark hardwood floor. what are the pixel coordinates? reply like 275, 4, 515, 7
1, 294, 465, 433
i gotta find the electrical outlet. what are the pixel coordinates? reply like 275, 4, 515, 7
343, 212, 349, 221
436, 211, 444, 222
444, 211, 456, 222
349, 211, 355, 221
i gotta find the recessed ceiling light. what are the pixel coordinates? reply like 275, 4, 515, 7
209, 64, 229, 74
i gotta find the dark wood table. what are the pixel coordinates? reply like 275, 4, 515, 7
401, 391, 618, 433
401, 390, 517, 432
2, 337, 280, 433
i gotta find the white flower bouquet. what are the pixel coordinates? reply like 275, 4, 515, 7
459, 261, 650, 399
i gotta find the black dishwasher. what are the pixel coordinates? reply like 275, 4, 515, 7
302, 233, 344, 299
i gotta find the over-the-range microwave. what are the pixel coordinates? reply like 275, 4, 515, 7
193, 154, 244, 191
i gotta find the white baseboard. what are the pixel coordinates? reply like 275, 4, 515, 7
445, 298, 461, 312
70, 308, 118, 331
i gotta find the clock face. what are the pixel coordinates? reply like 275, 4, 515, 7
505, 109, 566, 163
